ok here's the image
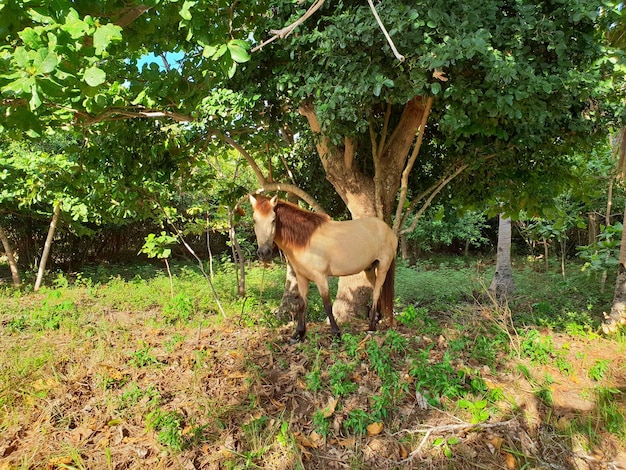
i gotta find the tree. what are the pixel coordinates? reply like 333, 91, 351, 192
601, 6, 626, 334
231, 0, 619, 316
1, 1, 621, 317
489, 214, 516, 300
0, 224, 20, 286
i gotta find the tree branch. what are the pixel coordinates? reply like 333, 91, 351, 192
366, 0, 404, 62
252, 184, 326, 214
400, 162, 468, 235
298, 102, 332, 168
251, 0, 325, 52
222, 132, 326, 214
344, 136, 355, 171
221, 134, 268, 184
75, 106, 193, 125
392, 419, 518, 465
392, 96, 433, 233
112, 5, 152, 28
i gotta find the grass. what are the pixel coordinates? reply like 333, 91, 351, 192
0, 256, 625, 469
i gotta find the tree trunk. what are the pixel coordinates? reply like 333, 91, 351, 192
489, 214, 516, 301
34, 202, 61, 292
604, 202, 626, 334
0, 224, 21, 287
298, 98, 427, 321
603, 129, 626, 333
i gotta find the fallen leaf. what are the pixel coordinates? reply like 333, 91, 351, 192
487, 436, 504, 453
47, 455, 75, 467
337, 437, 356, 448
321, 398, 338, 418
309, 430, 325, 447
294, 432, 318, 449
357, 334, 371, 352
399, 443, 409, 459
367, 422, 384, 436
31, 377, 58, 392
503, 451, 517, 469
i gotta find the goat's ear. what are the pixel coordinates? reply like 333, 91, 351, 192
249, 194, 257, 207
270, 195, 278, 207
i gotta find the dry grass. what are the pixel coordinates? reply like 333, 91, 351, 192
1, 262, 625, 469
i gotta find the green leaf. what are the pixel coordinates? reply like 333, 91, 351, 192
179, 1, 195, 21
227, 40, 250, 63
18, 28, 43, 48
93, 23, 122, 55
2, 75, 36, 95
83, 66, 106, 86
29, 83, 41, 109
227, 60, 237, 79
34, 49, 58, 74
63, 9, 89, 39
13, 47, 30, 68
430, 82, 442, 95
202, 45, 218, 58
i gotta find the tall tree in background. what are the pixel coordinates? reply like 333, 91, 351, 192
605, 131, 626, 333
489, 215, 516, 300
592, 6, 626, 333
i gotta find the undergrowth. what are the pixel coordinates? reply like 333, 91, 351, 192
0, 257, 624, 469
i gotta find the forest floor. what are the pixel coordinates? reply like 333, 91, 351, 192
0, 259, 625, 469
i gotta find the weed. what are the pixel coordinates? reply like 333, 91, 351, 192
458, 398, 489, 423
397, 305, 441, 336
162, 293, 194, 325
30, 298, 77, 331
329, 361, 357, 397
312, 409, 331, 437
118, 383, 161, 411
344, 409, 372, 435
164, 333, 186, 353
409, 349, 475, 406
146, 408, 186, 451
6, 314, 27, 332
304, 349, 324, 392
596, 387, 625, 437
433, 436, 460, 458
520, 329, 553, 364
397, 305, 427, 328
128, 341, 161, 368
384, 329, 408, 353
342, 333, 361, 359
588, 359, 611, 381
535, 386, 554, 407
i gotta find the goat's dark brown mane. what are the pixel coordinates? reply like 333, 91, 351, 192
274, 200, 329, 249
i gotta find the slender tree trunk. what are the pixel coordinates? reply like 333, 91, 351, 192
489, 214, 516, 301
34, 201, 61, 292
604, 201, 626, 334
603, 128, 626, 333
164, 258, 174, 299
0, 224, 21, 287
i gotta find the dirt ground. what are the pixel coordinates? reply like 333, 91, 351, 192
1, 306, 625, 469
